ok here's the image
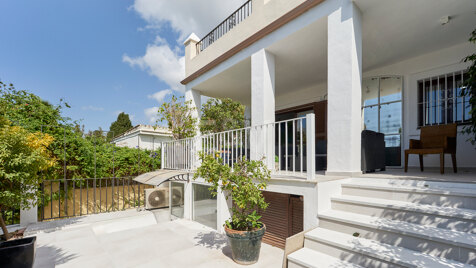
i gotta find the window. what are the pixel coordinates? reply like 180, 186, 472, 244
362, 76, 403, 166
417, 71, 471, 126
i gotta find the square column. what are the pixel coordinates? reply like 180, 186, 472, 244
326, 0, 362, 176
251, 49, 275, 168
185, 88, 202, 169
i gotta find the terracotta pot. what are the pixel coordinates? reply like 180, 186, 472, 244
224, 224, 266, 265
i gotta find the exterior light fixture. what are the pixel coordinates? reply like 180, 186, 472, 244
439, 16, 450, 25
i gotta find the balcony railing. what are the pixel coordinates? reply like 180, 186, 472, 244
162, 114, 316, 180
196, 0, 253, 54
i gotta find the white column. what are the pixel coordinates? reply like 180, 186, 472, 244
20, 192, 37, 227
251, 49, 275, 169
183, 181, 193, 220
326, 0, 362, 177
185, 88, 201, 169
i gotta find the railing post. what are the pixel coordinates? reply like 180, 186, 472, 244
161, 142, 165, 169
306, 114, 316, 180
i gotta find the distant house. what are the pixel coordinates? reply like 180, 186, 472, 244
111, 125, 172, 150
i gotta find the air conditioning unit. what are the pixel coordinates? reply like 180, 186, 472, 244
145, 186, 183, 210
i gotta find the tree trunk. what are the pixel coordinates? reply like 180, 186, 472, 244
0, 213, 11, 240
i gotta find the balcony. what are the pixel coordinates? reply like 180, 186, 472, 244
162, 115, 317, 180
196, 0, 253, 54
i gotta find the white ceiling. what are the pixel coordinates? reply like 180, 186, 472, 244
195, 0, 476, 104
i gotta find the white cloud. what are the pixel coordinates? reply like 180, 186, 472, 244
123, 45, 185, 93
124, 0, 247, 93
82, 105, 104, 111
148, 89, 172, 103
131, 0, 247, 41
144, 106, 160, 123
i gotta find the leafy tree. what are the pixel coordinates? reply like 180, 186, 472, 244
108, 112, 132, 141
157, 95, 197, 140
200, 98, 245, 134
194, 154, 270, 231
0, 118, 55, 240
462, 28, 476, 145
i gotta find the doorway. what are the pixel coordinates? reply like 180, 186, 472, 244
362, 76, 403, 167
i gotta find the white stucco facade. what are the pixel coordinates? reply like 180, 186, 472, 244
177, 0, 476, 237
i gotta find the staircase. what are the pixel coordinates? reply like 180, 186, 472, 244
287, 178, 476, 268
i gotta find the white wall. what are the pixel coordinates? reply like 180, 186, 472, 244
114, 133, 171, 151
364, 41, 475, 168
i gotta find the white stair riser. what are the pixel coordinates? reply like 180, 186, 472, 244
319, 218, 476, 265
331, 201, 476, 233
342, 187, 476, 209
288, 261, 309, 268
304, 238, 402, 268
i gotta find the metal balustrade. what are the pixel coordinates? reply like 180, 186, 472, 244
162, 137, 198, 171
39, 177, 153, 221
161, 114, 316, 180
196, 0, 253, 54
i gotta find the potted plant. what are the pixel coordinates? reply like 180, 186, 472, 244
194, 153, 270, 265
0, 116, 54, 268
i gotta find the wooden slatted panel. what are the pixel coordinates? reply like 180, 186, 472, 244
259, 191, 290, 248
290, 195, 304, 236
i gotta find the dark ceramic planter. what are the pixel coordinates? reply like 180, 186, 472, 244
0, 236, 36, 268
225, 224, 266, 265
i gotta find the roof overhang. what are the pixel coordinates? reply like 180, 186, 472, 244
133, 170, 190, 186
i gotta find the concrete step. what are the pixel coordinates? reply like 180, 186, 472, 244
304, 228, 475, 268
341, 180, 476, 209
331, 195, 476, 233
318, 210, 476, 264
287, 247, 365, 268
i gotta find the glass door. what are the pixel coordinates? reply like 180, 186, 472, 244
362, 76, 403, 167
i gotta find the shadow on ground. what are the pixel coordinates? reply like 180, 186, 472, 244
194, 231, 233, 259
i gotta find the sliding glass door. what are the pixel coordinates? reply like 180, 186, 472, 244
362, 76, 403, 167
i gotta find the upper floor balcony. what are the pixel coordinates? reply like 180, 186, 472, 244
183, 0, 316, 81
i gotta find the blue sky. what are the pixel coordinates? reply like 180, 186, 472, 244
0, 0, 245, 131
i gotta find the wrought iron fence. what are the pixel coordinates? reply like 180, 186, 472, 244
1, 209, 20, 226
39, 177, 154, 221
196, 0, 252, 54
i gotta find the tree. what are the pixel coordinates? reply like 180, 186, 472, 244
108, 112, 132, 141
462, 28, 476, 145
0, 118, 55, 240
194, 154, 270, 231
200, 98, 245, 134
157, 95, 197, 140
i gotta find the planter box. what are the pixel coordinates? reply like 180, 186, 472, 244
0, 236, 36, 268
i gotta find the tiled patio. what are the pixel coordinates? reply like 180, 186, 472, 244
27, 209, 283, 268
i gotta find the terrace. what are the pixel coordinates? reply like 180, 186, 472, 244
26, 209, 283, 268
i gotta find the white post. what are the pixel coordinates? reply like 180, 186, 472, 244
20, 190, 37, 227
183, 181, 193, 220
306, 114, 316, 180
251, 49, 275, 169
185, 88, 202, 169
216, 189, 232, 234
326, 0, 362, 177
161, 142, 165, 169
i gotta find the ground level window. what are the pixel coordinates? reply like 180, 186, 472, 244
192, 183, 217, 230
418, 71, 471, 126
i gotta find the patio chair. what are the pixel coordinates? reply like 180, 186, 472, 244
404, 123, 457, 174
361, 130, 386, 173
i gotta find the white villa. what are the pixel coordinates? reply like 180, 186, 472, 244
111, 124, 172, 150
159, 0, 476, 267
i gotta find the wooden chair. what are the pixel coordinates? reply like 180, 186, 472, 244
404, 124, 457, 174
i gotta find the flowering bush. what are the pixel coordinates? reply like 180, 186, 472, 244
0, 118, 55, 240
194, 153, 270, 231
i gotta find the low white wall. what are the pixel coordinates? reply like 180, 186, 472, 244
114, 134, 171, 151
